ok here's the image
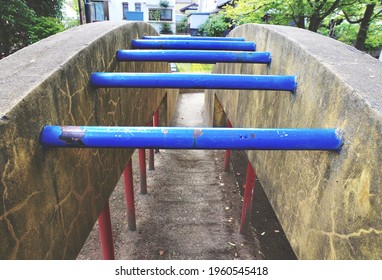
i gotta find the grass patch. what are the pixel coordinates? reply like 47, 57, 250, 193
175, 63, 213, 73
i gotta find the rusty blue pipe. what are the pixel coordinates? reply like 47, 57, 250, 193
91, 73, 297, 92
131, 39, 256, 51
116, 50, 271, 64
141, 36, 245, 41
40, 126, 344, 151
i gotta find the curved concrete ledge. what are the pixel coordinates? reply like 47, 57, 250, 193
206, 24, 382, 259
0, 22, 177, 259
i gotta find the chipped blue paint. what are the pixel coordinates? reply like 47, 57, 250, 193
91, 73, 297, 92
40, 126, 344, 151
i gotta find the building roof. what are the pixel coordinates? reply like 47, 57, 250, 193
187, 12, 210, 17
180, 3, 198, 12
216, 0, 232, 8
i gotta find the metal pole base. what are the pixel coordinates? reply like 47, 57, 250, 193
138, 149, 147, 194
98, 201, 115, 260
240, 161, 256, 234
123, 159, 136, 231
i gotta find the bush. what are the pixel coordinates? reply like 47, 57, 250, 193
176, 16, 188, 34
160, 22, 173, 34
159, 0, 169, 8
198, 13, 230, 37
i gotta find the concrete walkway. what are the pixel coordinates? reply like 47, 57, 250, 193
77, 92, 261, 260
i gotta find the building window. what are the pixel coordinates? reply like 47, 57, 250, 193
135, 3, 141, 12
91, 1, 105, 21
122, 3, 129, 19
91, 1, 109, 21
149, 9, 172, 21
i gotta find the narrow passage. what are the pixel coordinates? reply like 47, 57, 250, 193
78, 92, 261, 260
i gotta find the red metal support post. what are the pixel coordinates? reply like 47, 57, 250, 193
148, 120, 155, 170
153, 108, 160, 153
98, 201, 115, 260
123, 159, 136, 231
240, 160, 256, 234
138, 149, 147, 194
148, 147, 155, 170
224, 119, 233, 172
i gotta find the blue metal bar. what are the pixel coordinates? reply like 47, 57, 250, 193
116, 50, 271, 64
40, 126, 344, 151
141, 36, 245, 41
131, 39, 256, 51
91, 73, 297, 92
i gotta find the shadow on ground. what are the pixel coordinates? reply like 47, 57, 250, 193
230, 150, 297, 260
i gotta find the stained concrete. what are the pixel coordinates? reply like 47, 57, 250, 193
205, 24, 382, 259
0, 22, 178, 259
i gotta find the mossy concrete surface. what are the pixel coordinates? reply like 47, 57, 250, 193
205, 24, 382, 259
0, 21, 178, 259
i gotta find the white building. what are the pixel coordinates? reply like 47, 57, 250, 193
187, 13, 209, 35
197, 0, 217, 13
87, 0, 176, 34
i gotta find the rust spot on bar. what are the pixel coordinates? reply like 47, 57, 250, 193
193, 129, 203, 138
59, 126, 86, 146
250, 133, 255, 139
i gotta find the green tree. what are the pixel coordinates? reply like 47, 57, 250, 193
0, 0, 66, 58
342, 0, 382, 50
223, 0, 382, 52
198, 14, 231, 37
24, 0, 64, 18
0, 0, 36, 57
159, 0, 169, 8
29, 17, 65, 43
224, 0, 356, 32
176, 16, 188, 34
160, 22, 173, 34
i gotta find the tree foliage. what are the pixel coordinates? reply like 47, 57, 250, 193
0, 0, 36, 57
198, 14, 231, 37
176, 16, 188, 34
223, 0, 382, 51
30, 16, 65, 43
160, 22, 173, 34
0, 0, 65, 58
341, 0, 382, 50
24, 0, 64, 18
224, 0, 351, 31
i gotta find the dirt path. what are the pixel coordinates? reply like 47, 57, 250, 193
77, 93, 262, 260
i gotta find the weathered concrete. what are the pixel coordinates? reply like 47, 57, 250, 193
205, 24, 382, 259
0, 21, 178, 259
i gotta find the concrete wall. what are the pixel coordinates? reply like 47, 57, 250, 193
205, 24, 382, 259
0, 21, 178, 259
